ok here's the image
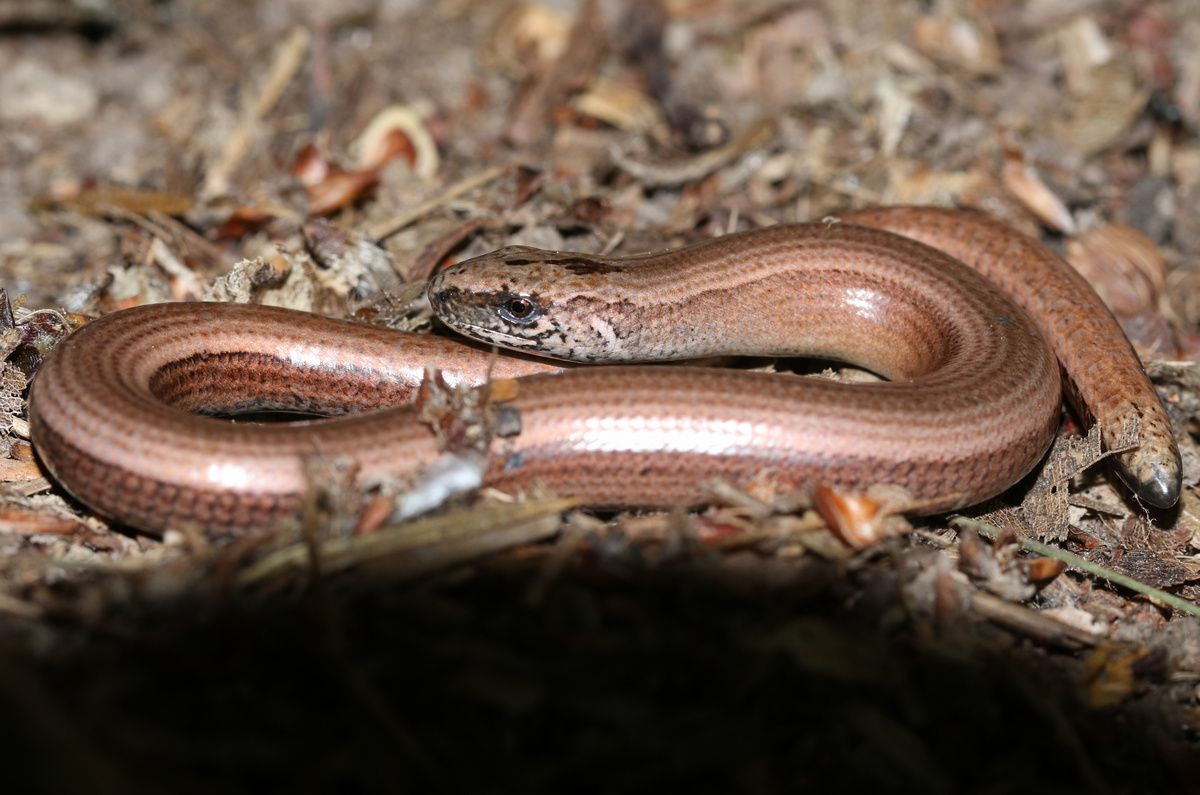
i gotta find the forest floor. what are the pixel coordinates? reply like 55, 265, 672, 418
3, 0, 1200, 791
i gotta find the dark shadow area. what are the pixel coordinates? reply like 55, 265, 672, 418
1, 553, 1196, 794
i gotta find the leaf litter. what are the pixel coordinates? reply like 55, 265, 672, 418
2, 0, 1200, 790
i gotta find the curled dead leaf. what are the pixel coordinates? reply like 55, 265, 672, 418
1021, 556, 1067, 585
812, 484, 911, 549
360, 126, 416, 172
957, 526, 1038, 601
1057, 16, 1113, 98
1000, 132, 1075, 234
911, 14, 1002, 77
305, 169, 380, 218
486, 3, 571, 78
292, 136, 396, 217
354, 495, 396, 535
573, 77, 663, 133
10, 440, 34, 461
1052, 60, 1148, 157
352, 105, 438, 179
1166, 264, 1200, 337
1066, 224, 1167, 318
291, 142, 329, 187
1080, 644, 1163, 709
217, 206, 276, 240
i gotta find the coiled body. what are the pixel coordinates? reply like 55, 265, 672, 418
28, 207, 1180, 533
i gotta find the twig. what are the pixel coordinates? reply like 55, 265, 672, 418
608, 117, 777, 187
505, 0, 605, 146
523, 519, 586, 606
235, 497, 578, 586
367, 163, 512, 242
949, 515, 1200, 618
968, 590, 1101, 649
406, 218, 486, 282
202, 25, 312, 197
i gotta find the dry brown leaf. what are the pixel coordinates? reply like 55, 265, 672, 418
0, 458, 42, 482
216, 206, 276, 240
1171, 145, 1200, 190
812, 484, 911, 549
1080, 645, 1163, 709
573, 77, 664, 133
1000, 133, 1075, 234
1066, 224, 1167, 318
415, 367, 506, 457
505, 0, 605, 146
1107, 548, 1198, 589
1023, 556, 1067, 584
352, 105, 437, 180
911, 14, 1002, 77
1165, 262, 1200, 340
1057, 16, 1114, 98
1126, 6, 1176, 91
1040, 607, 1109, 637
305, 169, 380, 218
291, 142, 329, 187
29, 185, 195, 217
1052, 60, 1149, 157
889, 163, 998, 207
485, 3, 572, 78
0, 508, 80, 534
959, 528, 1029, 599
1021, 424, 1109, 541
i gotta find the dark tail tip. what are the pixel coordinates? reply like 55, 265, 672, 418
1121, 457, 1182, 509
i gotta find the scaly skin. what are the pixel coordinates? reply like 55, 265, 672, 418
27, 207, 1178, 533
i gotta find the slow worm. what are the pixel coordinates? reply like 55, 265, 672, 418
28, 207, 1180, 533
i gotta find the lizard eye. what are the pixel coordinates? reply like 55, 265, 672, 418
498, 295, 539, 325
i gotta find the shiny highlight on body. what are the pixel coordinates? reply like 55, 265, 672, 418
28, 207, 1181, 533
